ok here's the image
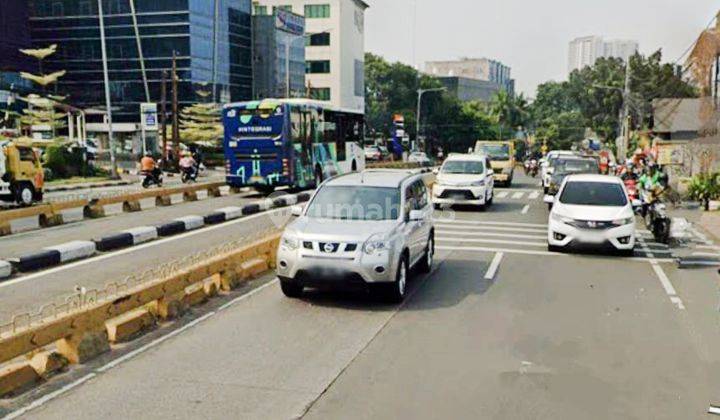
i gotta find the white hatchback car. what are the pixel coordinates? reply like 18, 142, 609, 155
432, 153, 494, 210
545, 174, 636, 255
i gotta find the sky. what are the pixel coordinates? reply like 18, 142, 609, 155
364, 0, 719, 97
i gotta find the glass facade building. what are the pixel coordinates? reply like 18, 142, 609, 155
252, 9, 306, 99
0, 0, 34, 95
27, 0, 253, 123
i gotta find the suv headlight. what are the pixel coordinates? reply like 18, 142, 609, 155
551, 213, 574, 224
469, 179, 485, 187
611, 217, 634, 226
363, 233, 392, 255
281, 233, 300, 250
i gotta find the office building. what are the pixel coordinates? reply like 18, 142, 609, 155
0, 0, 34, 112
425, 57, 514, 95
253, 0, 369, 111
253, 8, 306, 99
568, 36, 639, 74
27, 0, 253, 125
438, 76, 508, 103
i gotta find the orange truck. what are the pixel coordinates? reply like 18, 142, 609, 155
0, 141, 44, 206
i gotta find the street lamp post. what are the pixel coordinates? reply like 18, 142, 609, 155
416, 87, 446, 153
97, 0, 118, 179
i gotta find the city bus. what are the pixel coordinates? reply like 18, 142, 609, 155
222, 99, 365, 192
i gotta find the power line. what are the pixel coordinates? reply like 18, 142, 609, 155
673, 13, 717, 66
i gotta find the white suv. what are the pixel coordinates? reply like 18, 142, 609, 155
432, 153, 494, 210
277, 170, 434, 302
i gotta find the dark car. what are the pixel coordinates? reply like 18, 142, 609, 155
546, 158, 600, 196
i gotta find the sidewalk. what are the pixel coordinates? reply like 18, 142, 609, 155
698, 211, 720, 243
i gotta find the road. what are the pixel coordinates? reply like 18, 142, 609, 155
3, 173, 720, 419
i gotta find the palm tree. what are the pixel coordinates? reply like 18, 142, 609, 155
490, 91, 530, 139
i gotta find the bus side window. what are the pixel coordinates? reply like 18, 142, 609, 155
290, 107, 302, 144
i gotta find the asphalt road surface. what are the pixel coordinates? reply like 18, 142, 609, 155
4, 172, 720, 420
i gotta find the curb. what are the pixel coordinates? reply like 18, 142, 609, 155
45, 180, 134, 193
6, 191, 308, 276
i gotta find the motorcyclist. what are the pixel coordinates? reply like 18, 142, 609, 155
140, 153, 162, 186
179, 152, 198, 181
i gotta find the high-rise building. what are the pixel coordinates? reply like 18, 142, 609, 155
27, 0, 253, 124
0, 0, 34, 100
253, 0, 369, 112
425, 58, 514, 96
568, 36, 639, 74
253, 8, 306, 99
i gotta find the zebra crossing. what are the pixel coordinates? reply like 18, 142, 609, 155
433, 218, 685, 260
494, 189, 541, 201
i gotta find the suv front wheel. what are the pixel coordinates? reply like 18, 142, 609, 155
418, 235, 434, 273
383, 256, 408, 303
280, 279, 303, 298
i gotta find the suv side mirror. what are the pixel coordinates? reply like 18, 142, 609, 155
543, 195, 555, 205
409, 209, 424, 221
290, 205, 303, 217
432, 168, 439, 175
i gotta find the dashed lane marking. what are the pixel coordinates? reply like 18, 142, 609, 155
436, 230, 546, 240
528, 191, 540, 200
434, 223, 547, 234
521, 205, 530, 214
436, 237, 546, 247
484, 252, 504, 280
496, 191, 509, 199
511, 192, 524, 199
434, 219, 547, 228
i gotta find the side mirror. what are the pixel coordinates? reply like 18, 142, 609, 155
547, 168, 555, 174
433, 168, 439, 175
409, 209, 424, 222
487, 169, 495, 176
631, 199, 642, 208
290, 205, 303, 217
543, 195, 555, 205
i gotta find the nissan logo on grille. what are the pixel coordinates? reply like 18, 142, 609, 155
323, 243, 336, 253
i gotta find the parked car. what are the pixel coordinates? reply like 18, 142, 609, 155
364, 145, 382, 162
408, 151, 431, 166
545, 174, 636, 255
432, 153, 494, 210
545, 157, 600, 198
277, 169, 435, 302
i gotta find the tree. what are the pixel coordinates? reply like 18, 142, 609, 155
490, 91, 530, 139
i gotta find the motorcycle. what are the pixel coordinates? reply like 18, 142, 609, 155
641, 187, 671, 244
181, 164, 199, 184
528, 159, 539, 178
141, 169, 163, 189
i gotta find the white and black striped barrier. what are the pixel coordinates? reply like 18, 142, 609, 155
3, 191, 313, 277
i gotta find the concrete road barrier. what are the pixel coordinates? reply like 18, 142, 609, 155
0, 233, 281, 397
16, 250, 62, 272
125, 226, 158, 244
156, 221, 187, 237
45, 241, 97, 264
0, 261, 12, 279
242, 203, 261, 215
175, 215, 204, 231
94, 233, 135, 252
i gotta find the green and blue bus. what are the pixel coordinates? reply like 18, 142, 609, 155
222, 99, 365, 192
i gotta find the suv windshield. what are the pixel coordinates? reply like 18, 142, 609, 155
442, 160, 485, 175
306, 186, 400, 221
559, 181, 627, 207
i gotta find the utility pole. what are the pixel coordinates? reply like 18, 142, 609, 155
416, 87, 446, 154
161, 70, 168, 166
172, 51, 180, 170
97, 0, 119, 179
619, 59, 632, 161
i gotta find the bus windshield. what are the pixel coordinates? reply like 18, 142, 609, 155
478, 144, 510, 160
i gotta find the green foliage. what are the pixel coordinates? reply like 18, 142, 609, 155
180, 102, 222, 145
43, 144, 92, 180
489, 90, 530, 135
688, 173, 720, 203
529, 50, 697, 150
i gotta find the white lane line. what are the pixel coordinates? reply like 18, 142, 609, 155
529, 191, 540, 200
521, 205, 530, 214
484, 252, 504, 280
708, 405, 720, 415
438, 245, 675, 264
436, 230, 546, 240
2, 373, 97, 420
4, 279, 279, 420
436, 237, 547, 247
691, 252, 720, 258
433, 219, 547, 228
0, 208, 289, 289
496, 191, 509, 198
650, 260, 685, 311
511, 192, 524, 199
696, 244, 720, 251
434, 223, 546, 233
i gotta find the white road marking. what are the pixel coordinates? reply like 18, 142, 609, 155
436, 230, 546, 240
484, 252, 504, 280
521, 205, 530, 214
0, 208, 289, 289
528, 191, 540, 200
650, 260, 685, 311
434, 219, 547, 228
436, 237, 547, 247
496, 191, 509, 198
3, 279, 280, 420
438, 245, 674, 264
696, 244, 720, 251
708, 405, 720, 415
511, 192, 524, 199
434, 223, 546, 233
691, 252, 720, 258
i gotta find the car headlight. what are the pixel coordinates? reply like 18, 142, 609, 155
611, 217, 634, 226
281, 233, 300, 250
551, 213, 574, 224
363, 233, 392, 255
469, 180, 485, 186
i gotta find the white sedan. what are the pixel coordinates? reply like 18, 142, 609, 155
545, 174, 637, 255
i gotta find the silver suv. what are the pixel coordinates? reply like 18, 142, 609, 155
276, 170, 435, 302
